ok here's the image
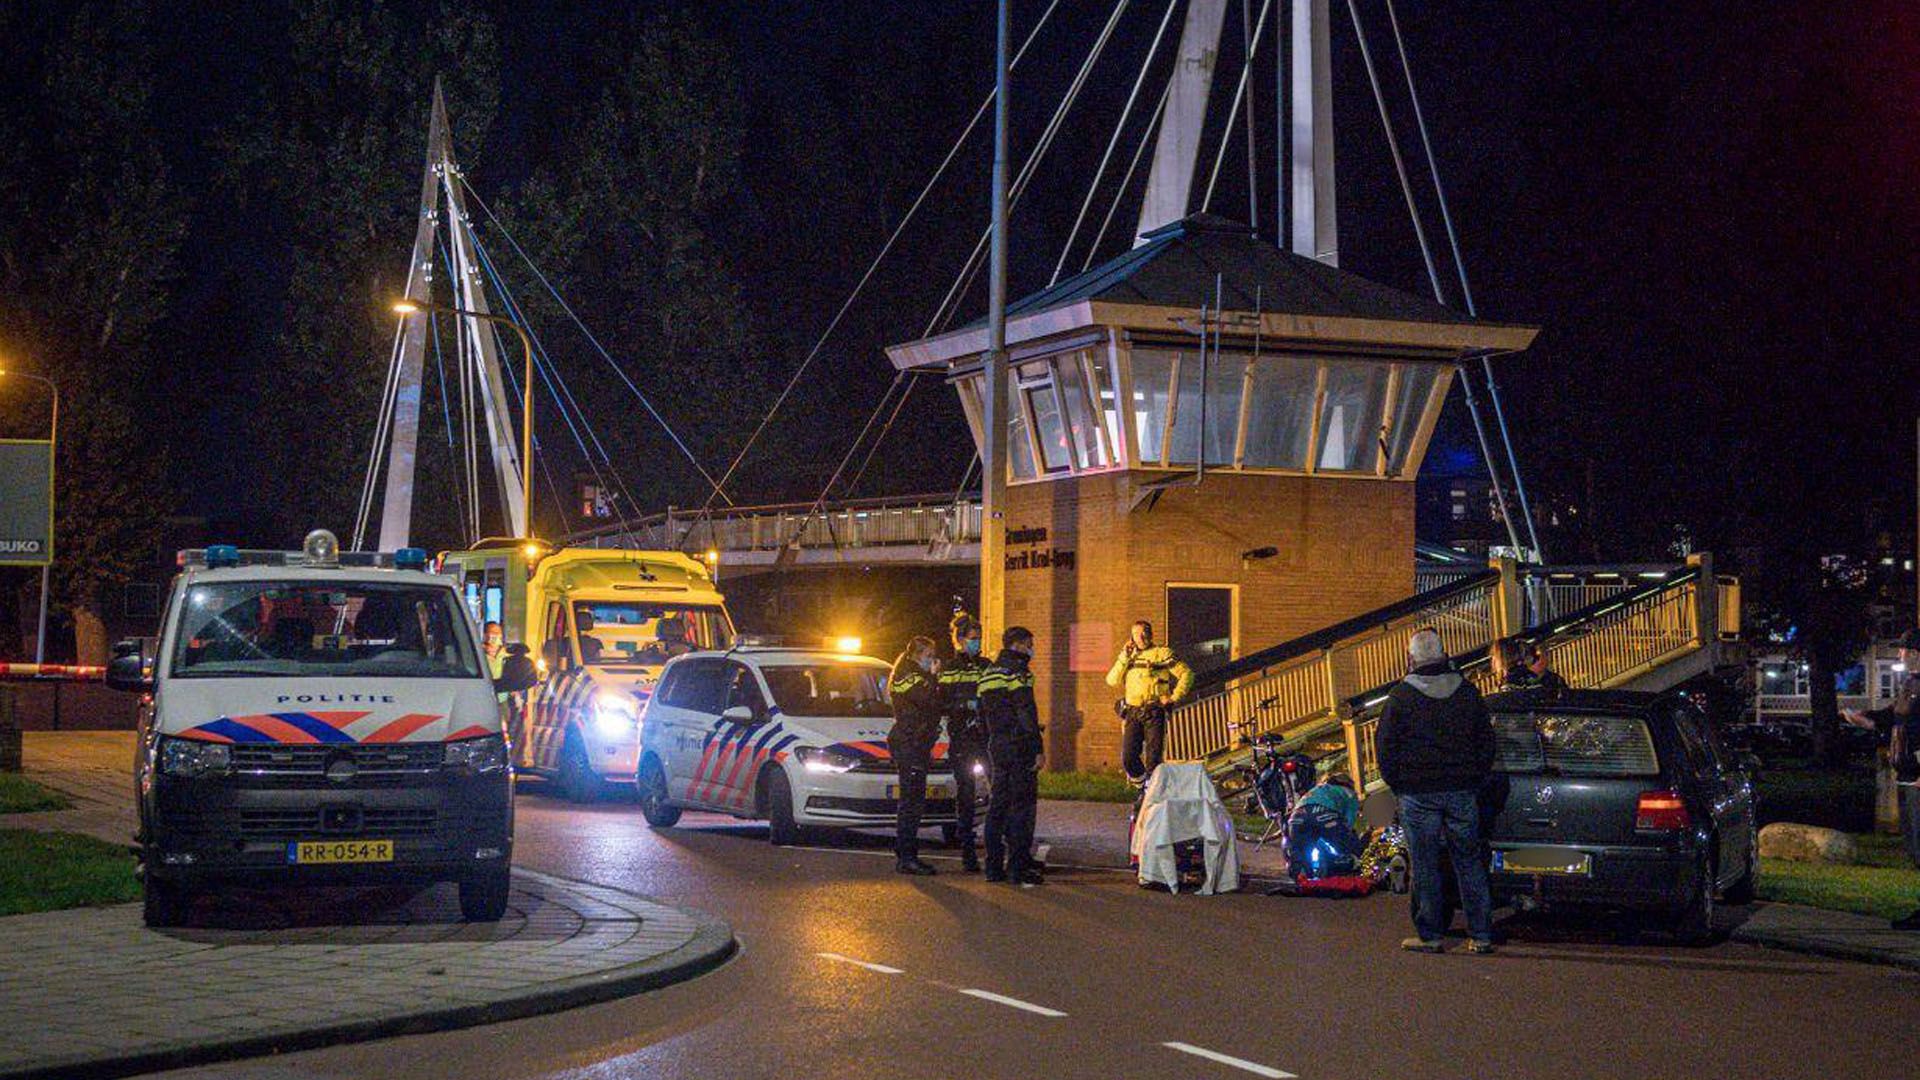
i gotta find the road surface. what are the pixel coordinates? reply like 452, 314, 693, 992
154, 786, 1920, 1080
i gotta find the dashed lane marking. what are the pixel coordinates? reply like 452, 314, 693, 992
958, 989, 1068, 1017
815, 952, 904, 974
1162, 1042, 1294, 1078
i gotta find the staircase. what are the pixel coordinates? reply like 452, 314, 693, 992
1169, 554, 1740, 792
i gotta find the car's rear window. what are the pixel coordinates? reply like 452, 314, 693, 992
1492, 712, 1660, 777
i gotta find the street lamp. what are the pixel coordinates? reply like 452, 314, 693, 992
0, 367, 59, 664
392, 298, 537, 539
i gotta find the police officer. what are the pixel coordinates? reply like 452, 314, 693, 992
980, 626, 1044, 886
889, 636, 943, 876
1104, 620, 1195, 782
938, 612, 989, 872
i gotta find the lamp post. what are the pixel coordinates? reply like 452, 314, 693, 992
0, 369, 59, 664
392, 299, 537, 539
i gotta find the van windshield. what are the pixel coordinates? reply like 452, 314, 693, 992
573, 602, 733, 666
170, 581, 481, 679
761, 663, 892, 718
1492, 712, 1661, 777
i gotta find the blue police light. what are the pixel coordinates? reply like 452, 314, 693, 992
394, 547, 429, 570
204, 544, 241, 569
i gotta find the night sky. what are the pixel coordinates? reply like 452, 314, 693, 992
122, 1, 1920, 566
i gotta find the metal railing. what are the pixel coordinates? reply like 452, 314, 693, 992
568, 492, 982, 556
1754, 693, 1874, 719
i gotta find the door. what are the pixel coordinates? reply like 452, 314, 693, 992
707, 662, 773, 811
526, 600, 575, 770
660, 658, 729, 805
1166, 584, 1236, 677
1671, 701, 1752, 883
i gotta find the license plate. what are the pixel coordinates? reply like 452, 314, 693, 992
1492, 846, 1591, 876
287, 839, 393, 864
887, 784, 954, 800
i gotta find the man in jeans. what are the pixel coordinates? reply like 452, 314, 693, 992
1377, 628, 1497, 954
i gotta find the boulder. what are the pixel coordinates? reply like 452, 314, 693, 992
1758, 822, 1858, 865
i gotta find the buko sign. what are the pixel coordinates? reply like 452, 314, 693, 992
0, 440, 53, 567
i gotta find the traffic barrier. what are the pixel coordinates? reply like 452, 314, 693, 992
0, 663, 105, 681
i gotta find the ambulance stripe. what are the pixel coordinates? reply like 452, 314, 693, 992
363, 713, 445, 743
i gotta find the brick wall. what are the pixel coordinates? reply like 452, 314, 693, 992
1003, 471, 1413, 770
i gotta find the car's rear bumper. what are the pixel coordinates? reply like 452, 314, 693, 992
1488, 841, 1702, 912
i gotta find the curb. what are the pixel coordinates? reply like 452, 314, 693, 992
1731, 919, 1920, 974
3, 874, 738, 1080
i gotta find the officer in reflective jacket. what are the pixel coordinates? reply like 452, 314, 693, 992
889, 636, 944, 876
979, 626, 1045, 886
937, 612, 989, 872
1105, 620, 1195, 782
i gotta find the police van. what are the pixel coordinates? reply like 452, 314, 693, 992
438, 541, 734, 802
109, 530, 537, 928
635, 642, 984, 845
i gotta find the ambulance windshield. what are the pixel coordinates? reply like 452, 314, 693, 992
171, 581, 482, 679
571, 601, 733, 667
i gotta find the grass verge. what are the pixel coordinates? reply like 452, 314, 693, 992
0, 829, 141, 916
1037, 770, 1136, 803
0, 774, 71, 814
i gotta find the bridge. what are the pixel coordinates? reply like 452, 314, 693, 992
568, 493, 982, 572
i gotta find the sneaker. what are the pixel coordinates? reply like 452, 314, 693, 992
895, 859, 937, 876
1463, 939, 1497, 955
1015, 869, 1045, 887
1891, 908, 1920, 931
1400, 937, 1445, 953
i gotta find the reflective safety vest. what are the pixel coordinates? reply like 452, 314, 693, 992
1105, 645, 1195, 708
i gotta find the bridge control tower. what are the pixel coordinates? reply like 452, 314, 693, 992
886, 214, 1536, 768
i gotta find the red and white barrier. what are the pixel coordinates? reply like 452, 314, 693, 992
0, 664, 106, 681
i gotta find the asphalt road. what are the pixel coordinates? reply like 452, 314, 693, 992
155, 786, 1920, 1080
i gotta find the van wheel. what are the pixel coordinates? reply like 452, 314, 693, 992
764, 768, 800, 846
638, 756, 681, 828
460, 866, 512, 922
558, 732, 600, 804
142, 877, 192, 929
1673, 852, 1721, 945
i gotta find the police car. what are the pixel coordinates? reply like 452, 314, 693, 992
634, 642, 984, 845
108, 530, 537, 928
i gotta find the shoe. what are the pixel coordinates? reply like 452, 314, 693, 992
895, 859, 937, 876
1891, 908, 1920, 931
1463, 939, 1496, 955
1400, 937, 1445, 953
1015, 869, 1045, 887
983, 869, 1007, 883
961, 849, 980, 873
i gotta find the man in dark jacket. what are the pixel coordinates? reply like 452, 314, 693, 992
1493, 635, 1568, 694
889, 636, 944, 876
1377, 628, 1497, 954
979, 626, 1044, 886
938, 613, 989, 872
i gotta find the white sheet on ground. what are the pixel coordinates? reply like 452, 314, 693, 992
1131, 762, 1240, 894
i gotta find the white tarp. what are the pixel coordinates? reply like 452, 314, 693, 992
1131, 762, 1240, 894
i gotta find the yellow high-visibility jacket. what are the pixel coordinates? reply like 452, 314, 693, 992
1105, 645, 1195, 708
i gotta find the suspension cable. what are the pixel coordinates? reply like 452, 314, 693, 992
1083, 73, 1173, 270
843, 376, 922, 497
1050, 0, 1178, 285
1385, 0, 1542, 558
1201, 0, 1274, 213
352, 317, 409, 550
428, 309, 471, 540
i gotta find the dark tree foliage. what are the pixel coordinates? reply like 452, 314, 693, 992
0, 1, 185, 661
214, 0, 497, 548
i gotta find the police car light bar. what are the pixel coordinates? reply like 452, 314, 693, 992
174, 548, 429, 570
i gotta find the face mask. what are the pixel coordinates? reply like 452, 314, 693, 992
963, 638, 981, 656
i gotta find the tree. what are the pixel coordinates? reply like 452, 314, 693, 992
215, 0, 497, 548
0, 1, 186, 662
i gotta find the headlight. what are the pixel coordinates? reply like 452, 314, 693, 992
972, 760, 987, 777
159, 738, 231, 778
795, 746, 861, 774
444, 734, 508, 772
593, 690, 639, 739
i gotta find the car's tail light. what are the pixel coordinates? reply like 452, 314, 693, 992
1635, 790, 1690, 831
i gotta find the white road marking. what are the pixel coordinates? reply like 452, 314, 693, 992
958, 988, 1068, 1017
815, 952, 903, 974
1162, 1042, 1294, 1078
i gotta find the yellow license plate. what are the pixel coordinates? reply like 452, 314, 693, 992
1492, 846, 1591, 876
887, 784, 954, 800
287, 839, 393, 864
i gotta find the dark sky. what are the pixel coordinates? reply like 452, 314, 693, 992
144, 1, 1918, 565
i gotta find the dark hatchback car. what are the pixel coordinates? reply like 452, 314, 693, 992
1478, 688, 1757, 942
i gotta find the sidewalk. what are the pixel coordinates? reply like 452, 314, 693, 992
10, 730, 138, 845
1730, 901, 1920, 973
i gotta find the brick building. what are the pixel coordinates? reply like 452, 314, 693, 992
887, 215, 1537, 769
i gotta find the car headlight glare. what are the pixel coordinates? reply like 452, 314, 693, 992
796, 746, 861, 774
593, 690, 640, 739
159, 738, 230, 778
444, 733, 508, 772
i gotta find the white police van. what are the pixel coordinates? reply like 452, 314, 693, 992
634, 643, 984, 845
109, 530, 537, 927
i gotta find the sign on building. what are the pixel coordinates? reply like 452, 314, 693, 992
0, 440, 53, 566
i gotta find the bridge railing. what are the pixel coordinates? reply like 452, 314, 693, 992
569, 493, 982, 555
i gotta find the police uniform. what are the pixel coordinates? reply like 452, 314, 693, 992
1104, 644, 1195, 781
979, 647, 1044, 881
938, 647, 989, 866
888, 653, 943, 869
